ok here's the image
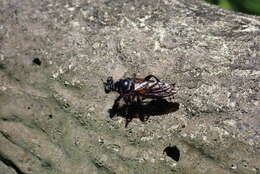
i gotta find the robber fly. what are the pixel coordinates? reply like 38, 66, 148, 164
103, 74, 176, 106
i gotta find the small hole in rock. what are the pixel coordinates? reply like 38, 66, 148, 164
0, 64, 6, 70
33, 58, 41, 66
27, 107, 31, 110
163, 145, 180, 162
48, 115, 53, 119
231, 164, 237, 170
64, 103, 70, 108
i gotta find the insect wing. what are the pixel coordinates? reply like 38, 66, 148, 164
134, 80, 149, 92
142, 81, 176, 98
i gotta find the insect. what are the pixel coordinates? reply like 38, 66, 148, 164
103, 74, 176, 111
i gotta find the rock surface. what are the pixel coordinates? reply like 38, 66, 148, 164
0, 0, 259, 173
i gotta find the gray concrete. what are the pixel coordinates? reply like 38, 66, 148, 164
0, 0, 259, 173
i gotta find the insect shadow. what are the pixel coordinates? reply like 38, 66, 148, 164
109, 99, 179, 127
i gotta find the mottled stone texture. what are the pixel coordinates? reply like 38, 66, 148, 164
0, 0, 259, 173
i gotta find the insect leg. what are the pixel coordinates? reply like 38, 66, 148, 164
136, 95, 142, 103
136, 95, 144, 122
123, 95, 131, 105
115, 95, 123, 106
123, 95, 133, 127
144, 75, 160, 82
123, 95, 131, 115
125, 117, 132, 128
110, 95, 122, 118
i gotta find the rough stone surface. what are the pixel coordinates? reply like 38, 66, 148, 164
0, 0, 259, 173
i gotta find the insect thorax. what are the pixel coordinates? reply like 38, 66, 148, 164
115, 78, 134, 93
